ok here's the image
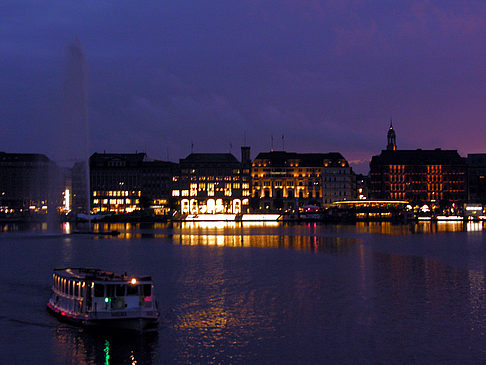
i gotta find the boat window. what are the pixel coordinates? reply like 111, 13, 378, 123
143, 284, 151, 297
74, 282, 79, 297
69, 281, 73, 296
127, 285, 139, 296
94, 284, 105, 297
106, 285, 115, 298
116, 284, 126, 296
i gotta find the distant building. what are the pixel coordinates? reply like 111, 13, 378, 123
89, 152, 177, 215
370, 147, 466, 205
141, 160, 179, 215
172, 147, 251, 214
90, 153, 145, 214
0, 152, 60, 213
466, 154, 486, 204
251, 151, 355, 211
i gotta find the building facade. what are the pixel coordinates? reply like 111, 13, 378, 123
466, 154, 486, 204
0, 152, 60, 214
370, 149, 467, 205
90, 153, 177, 215
251, 151, 355, 211
172, 148, 251, 214
142, 160, 179, 215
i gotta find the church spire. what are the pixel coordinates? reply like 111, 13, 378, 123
386, 119, 396, 151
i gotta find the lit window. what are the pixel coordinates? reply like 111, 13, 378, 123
182, 190, 189, 197
208, 183, 215, 196
190, 183, 197, 196
172, 190, 180, 197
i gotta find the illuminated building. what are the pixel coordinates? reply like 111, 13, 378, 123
0, 152, 61, 214
90, 153, 177, 215
370, 149, 466, 204
251, 151, 355, 211
172, 147, 251, 215
466, 154, 486, 204
370, 125, 467, 206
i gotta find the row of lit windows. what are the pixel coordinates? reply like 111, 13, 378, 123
53, 274, 85, 298
93, 190, 141, 197
93, 198, 140, 205
172, 190, 249, 197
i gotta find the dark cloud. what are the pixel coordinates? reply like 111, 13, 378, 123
2, 0, 486, 173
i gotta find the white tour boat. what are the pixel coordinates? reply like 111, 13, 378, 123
47, 268, 159, 331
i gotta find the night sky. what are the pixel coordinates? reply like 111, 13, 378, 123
2, 1, 486, 173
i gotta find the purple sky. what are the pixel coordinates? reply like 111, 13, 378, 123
2, 1, 486, 173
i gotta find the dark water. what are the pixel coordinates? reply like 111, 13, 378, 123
1, 221, 486, 364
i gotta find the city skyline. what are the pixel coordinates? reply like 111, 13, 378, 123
2, 1, 486, 174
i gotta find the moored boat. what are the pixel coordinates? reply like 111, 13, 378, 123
47, 268, 159, 331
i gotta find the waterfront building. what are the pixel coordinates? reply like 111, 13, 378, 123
142, 160, 179, 215
370, 149, 466, 205
90, 153, 177, 215
251, 151, 355, 211
466, 154, 486, 204
0, 152, 60, 214
172, 147, 251, 214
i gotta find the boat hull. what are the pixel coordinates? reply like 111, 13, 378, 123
47, 302, 158, 331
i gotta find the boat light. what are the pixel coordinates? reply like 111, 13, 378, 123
104, 297, 110, 303
130, 278, 137, 285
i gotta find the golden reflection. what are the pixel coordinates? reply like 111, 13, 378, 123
52, 327, 157, 364
466, 222, 483, 232
353, 221, 485, 235
355, 222, 411, 235
174, 232, 355, 253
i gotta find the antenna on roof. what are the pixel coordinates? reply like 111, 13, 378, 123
191, 140, 194, 154
282, 134, 285, 151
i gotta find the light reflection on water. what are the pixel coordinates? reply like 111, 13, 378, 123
52, 326, 158, 364
1, 221, 486, 363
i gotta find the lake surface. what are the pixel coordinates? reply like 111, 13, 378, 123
1, 221, 486, 364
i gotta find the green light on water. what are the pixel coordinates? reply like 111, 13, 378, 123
104, 339, 110, 365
